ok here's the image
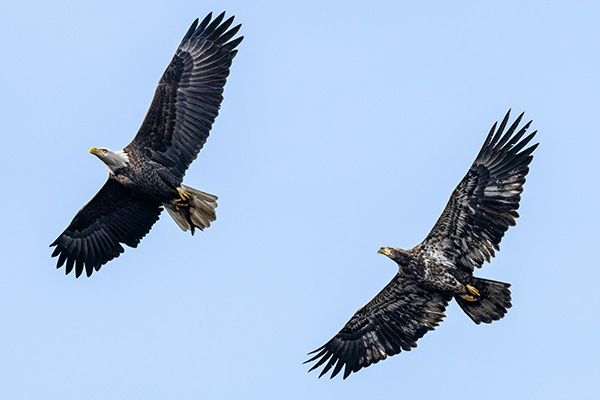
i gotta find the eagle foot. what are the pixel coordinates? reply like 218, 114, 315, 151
171, 198, 185, 206
459, 294, 478, 302
176, 187, 192, 200
172, 187, 192, 207
466, 284, 480, 297
459, 285, 481, 302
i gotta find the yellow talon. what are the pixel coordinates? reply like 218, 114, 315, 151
459, 294, 478, 302
176, 187, 191, 201
466, 284, 480, 297
172, 187, 191, 207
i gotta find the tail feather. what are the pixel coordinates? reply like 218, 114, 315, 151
456, 277, 512, 324
164, 185, 218, 235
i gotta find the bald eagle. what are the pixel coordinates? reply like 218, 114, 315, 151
50, 12, 243, 278
305, 110, 538, 379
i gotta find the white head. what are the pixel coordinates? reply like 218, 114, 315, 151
89, 147, 130, 173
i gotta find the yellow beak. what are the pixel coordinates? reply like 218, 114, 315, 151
89, 147, 100, 155
378, 248, 391, 256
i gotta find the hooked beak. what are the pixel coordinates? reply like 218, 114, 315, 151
89, 147, 101, 156
377, 247, 392, 257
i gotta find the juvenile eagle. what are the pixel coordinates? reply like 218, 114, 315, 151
306, 110, 538, 379
50, 13, 243, 277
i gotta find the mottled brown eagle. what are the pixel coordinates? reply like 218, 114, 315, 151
50, 12, 243, 277
306, 110, 538, 379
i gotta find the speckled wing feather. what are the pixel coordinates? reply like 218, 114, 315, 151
305, 274, 450, 379
420, 110, 538, 272
50, 179, 162, 277
126, 12, 243, 180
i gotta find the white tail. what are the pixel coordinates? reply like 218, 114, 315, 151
164, 185, 218, 235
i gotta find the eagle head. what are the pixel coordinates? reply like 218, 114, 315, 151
378, 247, 410, 266
89, 147, 129, 173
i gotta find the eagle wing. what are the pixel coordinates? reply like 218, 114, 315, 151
125, 12, 243, 179
420, 110, 538, 272
50, 179, 162, 278
305, 274, 450, 379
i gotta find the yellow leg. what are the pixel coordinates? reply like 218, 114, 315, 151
176, 187, 191, 201
459, 284, 480, 302
466, 284, 480, 297
172, 187, 191, 206
459, 294, 478, 302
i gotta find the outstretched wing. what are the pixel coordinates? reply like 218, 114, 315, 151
126, 12, 243, 179
420, 110, 538, 272
305, 274, 450, 379
50, 179, 162, 278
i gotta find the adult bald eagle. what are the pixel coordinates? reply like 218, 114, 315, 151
305, 110, 538, 379
50, 12, 243, 278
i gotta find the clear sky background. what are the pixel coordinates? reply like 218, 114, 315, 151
1, 1, 598, 399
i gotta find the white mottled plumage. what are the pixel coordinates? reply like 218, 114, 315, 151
306, 110, 537, 379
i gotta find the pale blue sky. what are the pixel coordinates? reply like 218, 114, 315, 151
1, 1, 598, 399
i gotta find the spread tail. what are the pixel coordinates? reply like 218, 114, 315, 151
456, 277, 512, 324
164, 185, 218, 235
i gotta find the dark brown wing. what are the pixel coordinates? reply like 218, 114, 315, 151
125, 12, 243, 179
305, 274, 450, 379
50, 179, 162, 278
420, 110, 538, 272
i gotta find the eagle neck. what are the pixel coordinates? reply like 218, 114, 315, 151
104, 149, 130, 174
